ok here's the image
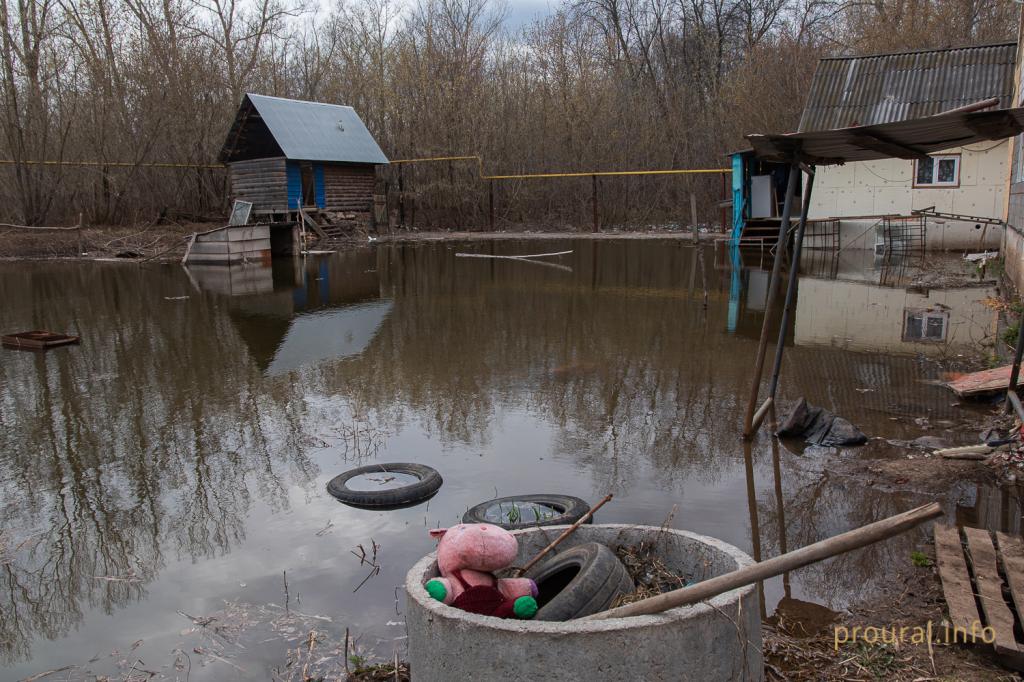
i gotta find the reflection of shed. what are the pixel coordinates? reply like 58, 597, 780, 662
219, 94, 389, 231
221, 252, 391, 375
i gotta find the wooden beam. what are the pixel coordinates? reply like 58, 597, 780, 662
848, 132, 928, 160
964, 527, 1021, 655
934, 525, 982, 640
585, 503, 942, 620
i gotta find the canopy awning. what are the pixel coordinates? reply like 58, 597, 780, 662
746, 103, 1024, 164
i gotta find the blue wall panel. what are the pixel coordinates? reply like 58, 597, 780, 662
286, 161, 302, 210
314, 164, 326, 208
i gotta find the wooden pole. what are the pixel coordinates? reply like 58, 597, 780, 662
489, 180, 495, 232
77, 212, 83, 256
583, 502, 942, 621
742, 161, 800, 439
1007, 315, 1024, 414
592, 175, 599, 233
690, 192, 699, 242
513, 494, 613, 577
767, 167, 816, 401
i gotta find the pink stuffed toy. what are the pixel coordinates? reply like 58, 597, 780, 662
424, 523, 539, 619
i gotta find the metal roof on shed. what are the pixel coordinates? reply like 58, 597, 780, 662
223, 94, 388, 165
798, 43, 1016, 132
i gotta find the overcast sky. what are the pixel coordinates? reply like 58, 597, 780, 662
503, 0, 556, 29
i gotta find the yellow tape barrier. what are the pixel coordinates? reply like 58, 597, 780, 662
0, 155, 731, 178
390, 154, 730, 179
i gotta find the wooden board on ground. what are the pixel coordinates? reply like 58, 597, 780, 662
2, 330, 80, 350
946, 365, 1013, 397
964, 527, 1022, 657
934, 525, 983, 639
996, 532, 1024, 630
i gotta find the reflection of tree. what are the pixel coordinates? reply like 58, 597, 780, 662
0, 263, 320, 664
309, 241, 757, 494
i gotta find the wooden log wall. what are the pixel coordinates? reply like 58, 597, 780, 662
323, 164, 375, 213
229, 157, 288, 212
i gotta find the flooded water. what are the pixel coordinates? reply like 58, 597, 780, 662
0, 238, 1020, 679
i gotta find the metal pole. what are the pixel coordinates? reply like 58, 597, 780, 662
767, 167, 816, 401
742, 160, 800, 439
592, 175, 599, 233
1007, 314, 1024, 413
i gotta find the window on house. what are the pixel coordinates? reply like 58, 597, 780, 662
903, 309, 949, 342
914, 155, 960, 187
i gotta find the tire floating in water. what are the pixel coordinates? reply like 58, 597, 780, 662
327, 463, 442, 509
462, 494, 591, 530
526, 542, 634, 621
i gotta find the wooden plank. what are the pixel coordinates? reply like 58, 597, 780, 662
964, 527, 1020, 654
946, 365, 1014, 397
2, 330, 80, 350
935, 525, 984, 640
996, 532, 1024, 629
188, 238, 271, 255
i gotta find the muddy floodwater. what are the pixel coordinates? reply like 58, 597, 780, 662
1, 239, 1020, 679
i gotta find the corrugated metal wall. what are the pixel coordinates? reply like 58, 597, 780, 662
799, 43, 1017, 132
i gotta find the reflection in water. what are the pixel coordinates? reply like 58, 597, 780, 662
0, 239, 1017, 678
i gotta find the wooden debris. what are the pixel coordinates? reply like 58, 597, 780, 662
936, 444, 1007, 460
946, 365, 1015, 397
963, 527, 1022, 658
2, 330, 80, 350
996, 532, 1024, 626
934, 525, 982, 640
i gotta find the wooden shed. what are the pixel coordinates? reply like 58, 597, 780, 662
219, 94, 389, 235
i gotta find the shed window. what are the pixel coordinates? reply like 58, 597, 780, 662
914, 155, 960, 188
903, 309, 948, 342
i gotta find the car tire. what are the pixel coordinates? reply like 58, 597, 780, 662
462, 494, 591, 530
327, 463, 442, 508
526, 542, 634, 621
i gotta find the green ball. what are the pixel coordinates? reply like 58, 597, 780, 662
513, 596, 538, 619
425, 579, 447, 602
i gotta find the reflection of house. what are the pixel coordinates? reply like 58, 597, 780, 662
194, 252, 393, 376
802, 43, 1015, 252
219, 94, 389, 234
794, 277, 994, 355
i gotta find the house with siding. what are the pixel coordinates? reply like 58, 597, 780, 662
1003, 20, 1024, 290
801, 43, 1016, 252
219, 94, 389, 236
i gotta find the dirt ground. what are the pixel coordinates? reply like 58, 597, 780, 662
0, 221, 201, 261
765, 546, 1020, 681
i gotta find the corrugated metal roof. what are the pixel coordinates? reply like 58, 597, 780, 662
799, 43, 1017, 132
241, 94, 388, 164
747, 105, 1024, 164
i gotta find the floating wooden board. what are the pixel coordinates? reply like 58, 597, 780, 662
946, 365, 1013, 397
2, 330, 80, 350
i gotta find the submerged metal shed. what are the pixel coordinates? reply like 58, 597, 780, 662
219, 94, 389, 221
799, 42, 1016, 132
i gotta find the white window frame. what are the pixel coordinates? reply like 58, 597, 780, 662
913, 154, 960, 188
903, 309, 949, 342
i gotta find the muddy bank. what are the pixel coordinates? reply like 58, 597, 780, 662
766, 543, 1015, 680
0, 222, 199, 261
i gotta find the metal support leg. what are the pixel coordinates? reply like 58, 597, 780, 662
743, 161, 799, 439
767, 167, 816, 401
